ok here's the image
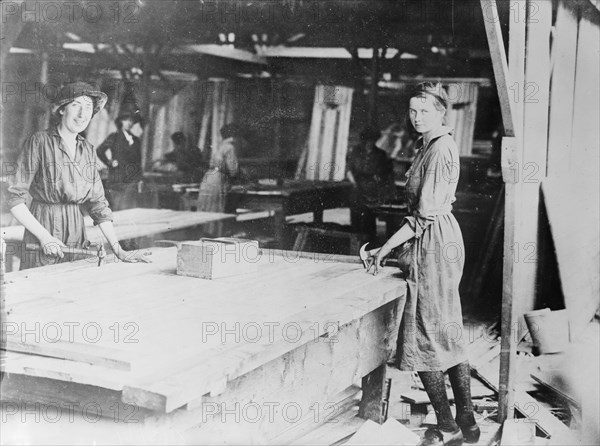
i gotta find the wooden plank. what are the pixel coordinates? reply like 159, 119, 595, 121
3, 249, 406, 424
479, 0, 515, 137
472, 353, 573, 440
547, 1, 579, 179
497, 0, 525, 423
306, 86, 324, 181
3, 351, 128, 391
358, 364, 386, 424
319, 108, 337, 180
500, 0, 553, 420
1, 208, 236, 243
334, 87, 353, 181
561, 3, 600, 340
0, 0, 25, 68
4, 334, 132, 371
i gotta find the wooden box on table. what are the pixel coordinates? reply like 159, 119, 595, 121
176, 238, 260, 279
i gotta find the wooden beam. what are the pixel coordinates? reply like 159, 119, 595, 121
547, 0, 579, 178
481, 0, 525, 422
497, 0, 553, 424
556, 2, 600, 339
367, 48, 380, 128
0, 0, 25, 69
479, 0, 515, 137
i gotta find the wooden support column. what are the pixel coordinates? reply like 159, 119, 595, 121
367, 48, 380, 128
0, 0, 25, 69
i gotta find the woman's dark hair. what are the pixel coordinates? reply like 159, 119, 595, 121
171, 132, 186, 145
50, 103, 69, 126
220, 123, 242, 139
409, 82, 449, 112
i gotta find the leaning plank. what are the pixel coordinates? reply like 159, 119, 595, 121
547, 0, 578, 179
479, 0, 514, 136
471, 351, 573, 440
513, 391, 572, 439
559, 4, 600, 340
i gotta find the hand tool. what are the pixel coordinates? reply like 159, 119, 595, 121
359, 243, 381, 271
25, 242, 106, 267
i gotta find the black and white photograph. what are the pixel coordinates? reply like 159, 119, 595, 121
0, 0, 598, 444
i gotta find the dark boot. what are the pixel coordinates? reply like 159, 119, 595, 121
448, 362, 480, 443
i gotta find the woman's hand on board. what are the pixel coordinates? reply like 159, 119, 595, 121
116, 248, 152, 263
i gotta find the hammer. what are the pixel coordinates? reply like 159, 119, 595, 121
25, 242, 106, 267
359, 243, 381, 270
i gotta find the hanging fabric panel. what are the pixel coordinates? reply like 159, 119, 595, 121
444, 82, 479, 156
303, 84, 354, 181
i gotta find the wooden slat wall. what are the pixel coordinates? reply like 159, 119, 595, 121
545, 1, 600, 340
482, 0, 600, 425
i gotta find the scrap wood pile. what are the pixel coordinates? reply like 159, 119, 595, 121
330, 320, 585, 446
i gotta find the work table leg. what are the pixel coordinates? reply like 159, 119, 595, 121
358, 364, 387, 424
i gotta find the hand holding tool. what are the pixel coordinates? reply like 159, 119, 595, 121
26, 242, 106, 267
359, 243, 382, 273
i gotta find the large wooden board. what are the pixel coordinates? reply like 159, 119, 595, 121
2, 248, 406, 418
1, 208, 235, 244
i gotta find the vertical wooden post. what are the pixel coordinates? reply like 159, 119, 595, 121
501, 0, 526, 423
480, 0, 517, 422
40, 52, 50, 129
487, 0, 551, 423
0, 238, 6, 382
0, 1, 25, 69
367, 48, 380, 128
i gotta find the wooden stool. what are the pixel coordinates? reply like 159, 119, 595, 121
293, 225, 366, 255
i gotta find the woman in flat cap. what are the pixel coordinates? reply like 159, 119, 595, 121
7, 81, 151, 269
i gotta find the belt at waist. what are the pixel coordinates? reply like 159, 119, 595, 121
31, 199, 79, 207
409, 205, 453, 216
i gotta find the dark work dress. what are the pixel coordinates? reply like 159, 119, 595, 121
96, 131, 143, 210
7, 127, 113, 269
396, 126, 467, 371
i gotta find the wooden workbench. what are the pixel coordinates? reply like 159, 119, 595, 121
1, 248, 406, 444
227, 180, 353, 247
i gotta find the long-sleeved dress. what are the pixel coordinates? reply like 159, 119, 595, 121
396, 125, 467, 371
196, 136, 240, 234
96, 130, 143, 210
7, 128, 113, 269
